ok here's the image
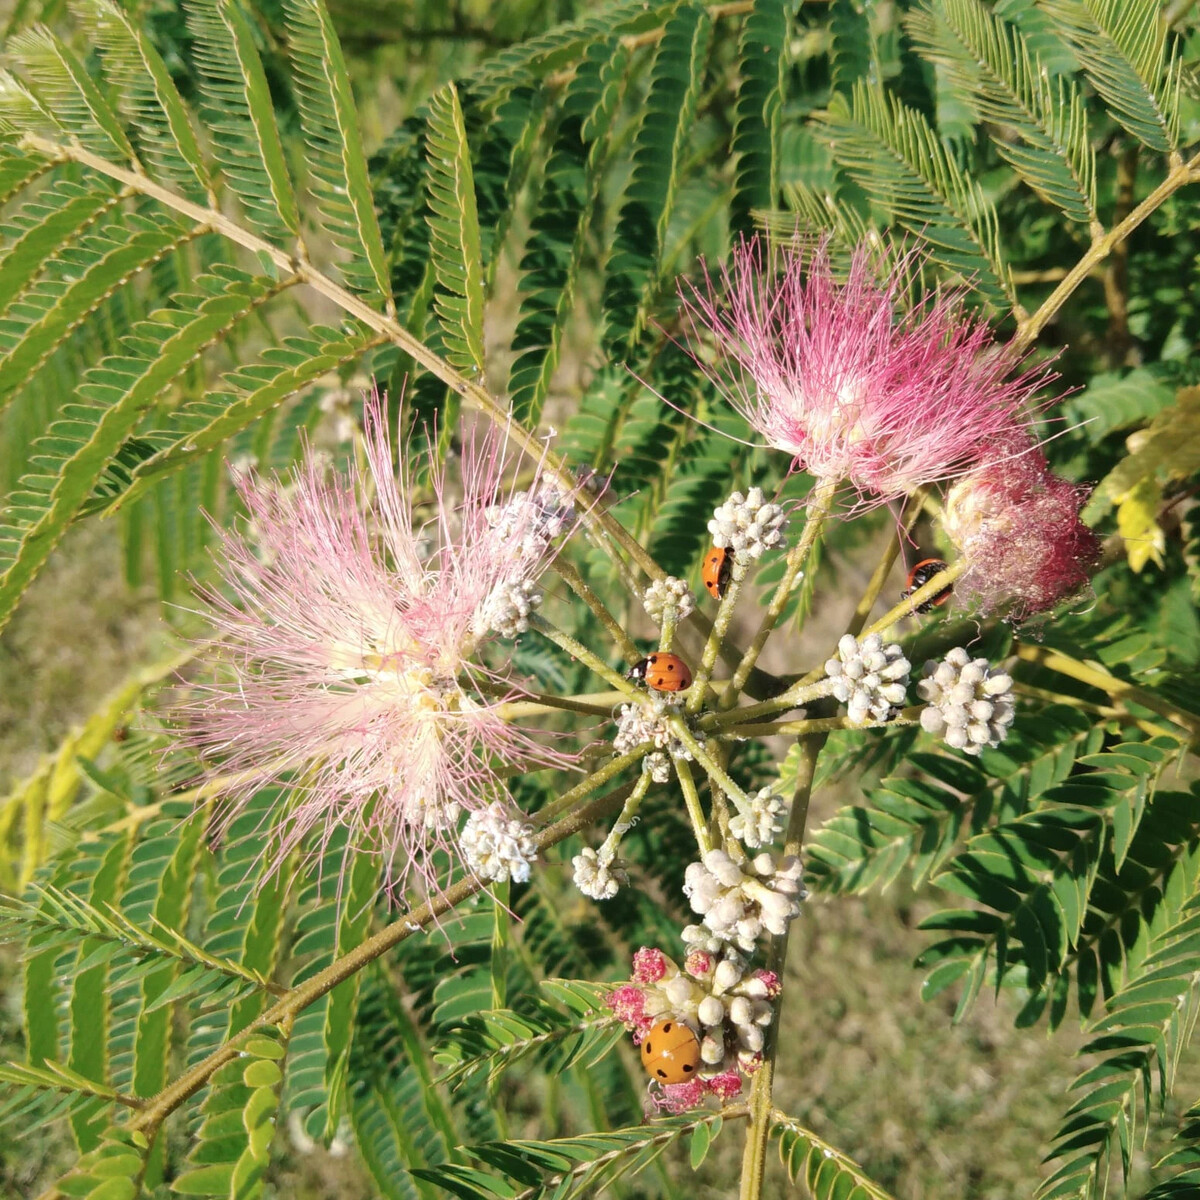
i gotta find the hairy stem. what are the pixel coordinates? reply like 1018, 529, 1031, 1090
686, 569, 747, 715
599, 772, 653, 860
721, 479, 838, 707
718, 706, 922, 739
667, 716, 754, 815
533, 745, 651, 827
845, 491, 927, 640
529, 614, 635, 693
702, 678, 836, 729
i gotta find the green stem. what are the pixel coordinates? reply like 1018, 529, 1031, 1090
721, 479, 839, 708
686, 568, 747, 715
529, 614, 635, 694
845, 490, 927, 639
674, 757, 713, 855
667, 717, 753, 816
533, 745, 651, 827
598, 772, 653, 860
493, 692, 623, 719
718, 707, 923, 739
1012, 148, 1200, 353
553, 557, 639, 661
29, 134, 663, 586
702, 678, 837, 729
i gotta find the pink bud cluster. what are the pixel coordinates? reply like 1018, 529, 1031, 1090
609, 946, 783, 1113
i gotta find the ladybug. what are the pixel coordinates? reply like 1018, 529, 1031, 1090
627, 653, 693, 692
640, 1018, 702, 1085
702, 546, 735, 600
903, 558, 952, 613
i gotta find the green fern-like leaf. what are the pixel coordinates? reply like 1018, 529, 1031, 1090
185, 0, 302, 242
412, 1113, 730, 1199
184, 790, 288, 1088
348, 965, 460, 1200
75, 0, 212, 199
282, 0, 392, 302
507, 32, 630, 427
0, 267, 289, 632
907, 0, 1098, 225
602, 2, 713, 352
4, 26, 134, 161
918, 738, 1184, 1020
171, 1025, 288, 1199
108, 323, 382, 510
282, 830, 381, 1142
806, 706, 1104, 896
1040, 0, 1182, 153
0, 209, 196, 415
1039, 821, 1200, 1199
467, 0, 668, 102
816, 80, 1017, 310
425, 83, 487, 378
435, 980, 620, 1091
731, 0, 790, 233
773, 1117, 899, 1199
0, 177, 121, 326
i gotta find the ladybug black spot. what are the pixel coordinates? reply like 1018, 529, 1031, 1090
662, 1022, 672, 1032
666, 662, 675, 671
682, 1064, 694, 1073
657, 1068, 667, 1078
645, 1040, 654, 1053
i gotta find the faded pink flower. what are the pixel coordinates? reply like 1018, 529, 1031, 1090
677, 238, 1051, 502
654, 1078, 707, 1114
186, 391, 571, 896
943, 433, 1100, 619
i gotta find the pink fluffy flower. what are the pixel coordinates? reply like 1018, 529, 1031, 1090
677, 238, 1051, 502
943, 433, 1100, 618
186, 392, 571, 895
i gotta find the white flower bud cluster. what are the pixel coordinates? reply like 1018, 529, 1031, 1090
825, 633, 911, 726
728, 788, 788, 849
473, 578, 543, 638
682, 850, 805, 954
639, 952, 778, 1071
571, 846, 629, 900
708, 487, 788, 561
642, 576, 695, 623
917, 647, 1016, 755
486, 486, 577, 561
460, 802, 537, 883
613, 698, 703, 780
